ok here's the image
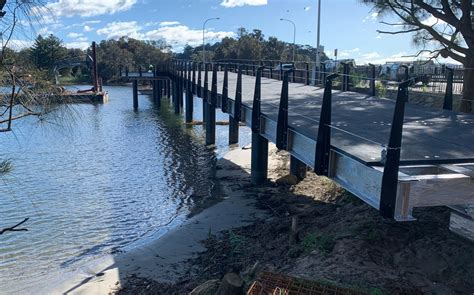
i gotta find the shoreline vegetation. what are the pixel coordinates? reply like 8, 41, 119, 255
53, 144, 474, 295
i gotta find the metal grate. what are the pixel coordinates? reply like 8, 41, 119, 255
247, 272, 368, 295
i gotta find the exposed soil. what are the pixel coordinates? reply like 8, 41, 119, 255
118, 149, 474, 295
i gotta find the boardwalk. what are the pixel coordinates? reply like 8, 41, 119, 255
196, 71, 474, 164
123, 63, 474, 230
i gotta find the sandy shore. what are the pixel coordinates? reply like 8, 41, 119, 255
48, 142, 474, 294
49, 145, 270, 294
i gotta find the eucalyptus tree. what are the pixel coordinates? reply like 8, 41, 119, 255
361, 0, 474, 113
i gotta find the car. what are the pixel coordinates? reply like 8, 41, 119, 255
274, 63, 295, 71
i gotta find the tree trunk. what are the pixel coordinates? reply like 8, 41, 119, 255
460, 57, 474, 113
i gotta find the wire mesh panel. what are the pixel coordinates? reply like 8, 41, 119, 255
247, 272, 368, 295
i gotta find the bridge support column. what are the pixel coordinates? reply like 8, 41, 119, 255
166, 80, 171, 98
290, 156, 307, 180
156, 80, 162, 108
251, 66, 268, 185
133, 80, 138, 109
152, 80, 158, 104
229, 116, 239, 145
185, 81, 193, 123
174, 79, 181, 114
251, 132, 268, 185
205, 104, 215, 145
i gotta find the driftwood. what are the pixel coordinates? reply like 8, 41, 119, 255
216, 273, 244, 295
0, 218, 29, 235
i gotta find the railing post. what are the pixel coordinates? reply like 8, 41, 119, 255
443, 67, 454, 110
138, 66, 142, 77
379, 80, 411, 219
221, 64, 229, 113
314, 73, 338, 175
205, 64, 217, 145
369, 63, 376, 97
125, 67, 129, 77
192, 62, 196, 95
305, 62, 310, 85
276, 70, 293, 150
251, 66, 268, 184
342, 62, 350, 92
279, 62, 283, 81
197, 62, 202, 98
133, 79, 138, 110
229, 66, 242, 145
202, 63, 209, 124
292, 62, 296, 83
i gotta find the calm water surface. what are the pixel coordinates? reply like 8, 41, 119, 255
0, 85, 250, 294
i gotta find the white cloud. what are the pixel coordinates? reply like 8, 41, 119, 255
159, 21, 180, 27
96, 21, 142, 39
96, 21, 234, 51
43, 0, 137, 18
83, 25, 93, 32
67, 32, 84, 38
5, 39, 34, 51
339, 48, 360, 57
65, 41, 90, 50
220, 0, 267, 8
145, 25, 235, 50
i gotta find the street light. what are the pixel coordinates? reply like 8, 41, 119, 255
315, 0, 321, 67
202, 17, 220, 65
280, 18, 296, 62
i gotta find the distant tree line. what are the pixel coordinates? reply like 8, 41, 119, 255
2, 34, 173, 84
177, 27, 327, 64
3, 27, 326, 85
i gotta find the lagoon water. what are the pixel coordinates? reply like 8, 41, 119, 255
0, 86, 250, 294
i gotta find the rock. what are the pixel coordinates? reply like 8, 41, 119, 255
189, 279, 220, 295
216, 273, 244, 295
275, 175, 298, 186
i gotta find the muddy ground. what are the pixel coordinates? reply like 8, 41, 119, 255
119, 149, 474, 295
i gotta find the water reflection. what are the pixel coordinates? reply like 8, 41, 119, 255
0, 85, 250, 293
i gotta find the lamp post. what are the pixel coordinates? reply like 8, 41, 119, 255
315, 0, 321, 67
202, 17, 220, 65
280, 18, 296, 62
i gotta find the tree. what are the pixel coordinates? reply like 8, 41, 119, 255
30, 34, 68, 73
361, 0, 474, 113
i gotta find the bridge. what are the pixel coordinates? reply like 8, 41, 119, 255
121, 61, 474, 238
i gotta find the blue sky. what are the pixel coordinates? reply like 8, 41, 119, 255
10, 0, 452, 64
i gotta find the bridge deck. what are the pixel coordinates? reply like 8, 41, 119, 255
197, 71, 474, 165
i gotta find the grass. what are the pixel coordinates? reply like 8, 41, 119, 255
301, 233, 335, 254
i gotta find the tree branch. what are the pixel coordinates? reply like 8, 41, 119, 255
0, 218, 29, 235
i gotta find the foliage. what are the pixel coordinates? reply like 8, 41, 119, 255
30, 34, 68, 72
361, 0, 473, 112
95, 37, 172, 82
176, 27, 328, 64
302, 233, 335, 254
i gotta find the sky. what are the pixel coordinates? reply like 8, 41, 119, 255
7, 0, 455, 65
